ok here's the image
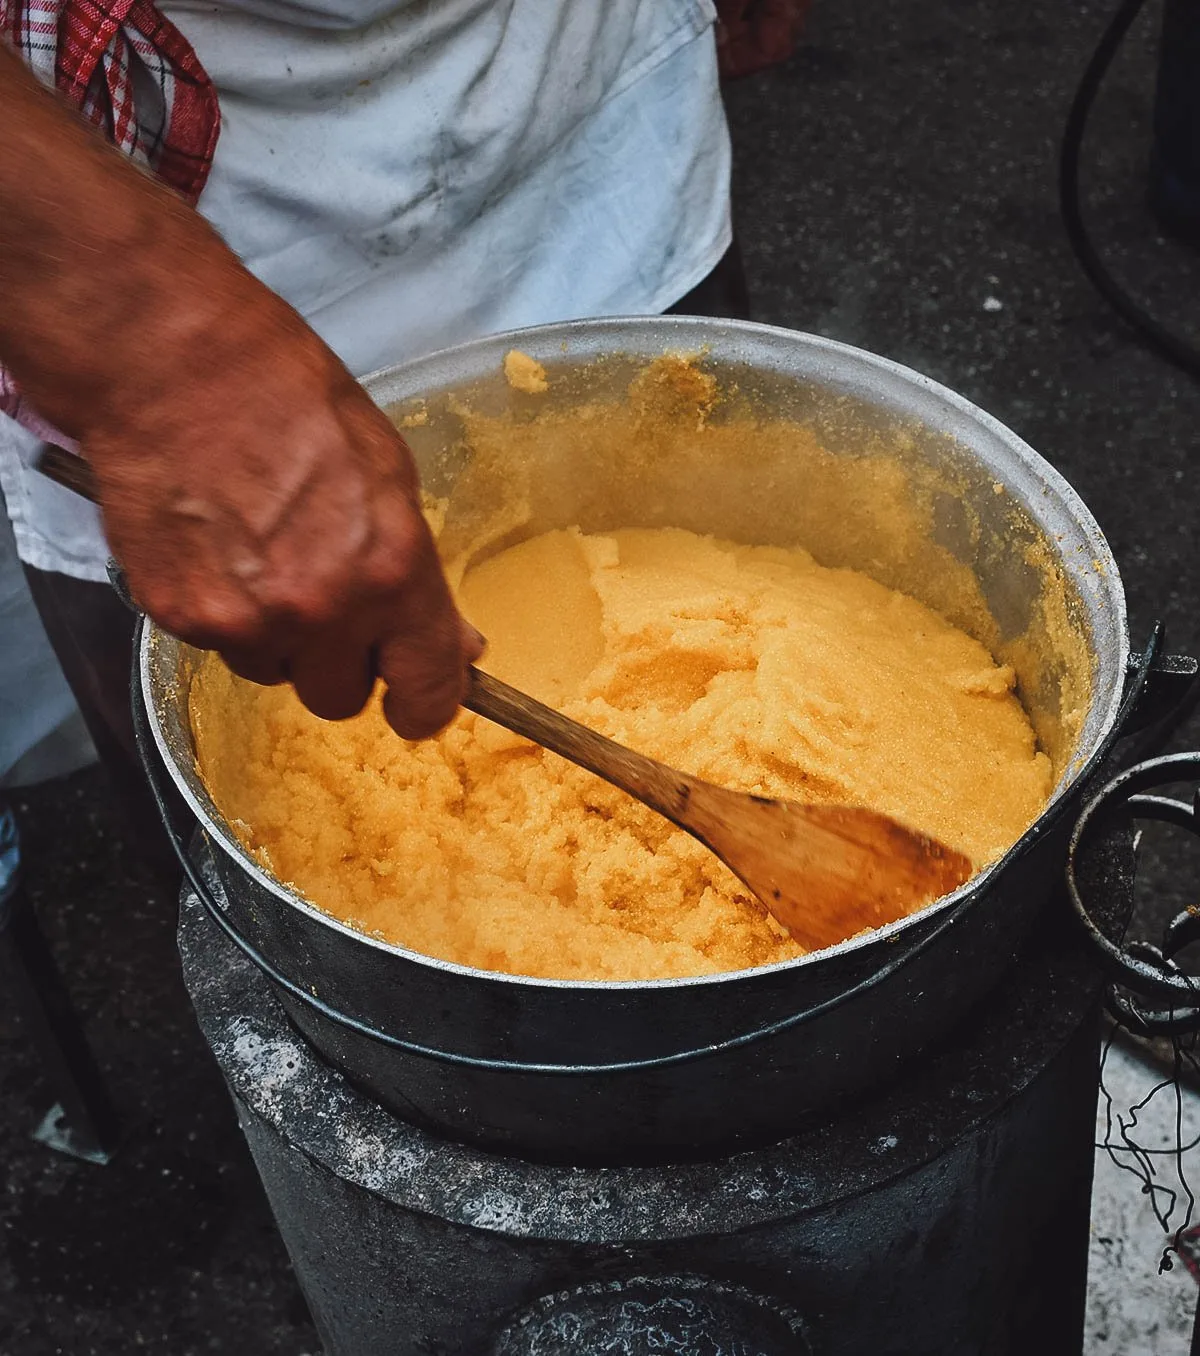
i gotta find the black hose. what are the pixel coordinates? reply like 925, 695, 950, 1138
1059, 0, 1200, 380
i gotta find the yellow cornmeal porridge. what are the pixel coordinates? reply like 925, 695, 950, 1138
190, 525, 1053, 981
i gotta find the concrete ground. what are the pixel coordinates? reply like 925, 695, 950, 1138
1089, 1041, 1200, 1354
5, 0, 1200, 1350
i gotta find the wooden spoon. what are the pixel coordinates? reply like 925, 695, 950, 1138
37, 444, 973, 952
465, 668, 972, 952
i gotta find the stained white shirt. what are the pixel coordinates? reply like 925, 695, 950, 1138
0, 0, 730, 582
0, 511, 95, 783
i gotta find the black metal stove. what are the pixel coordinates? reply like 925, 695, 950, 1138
177, 824, 1134, 1356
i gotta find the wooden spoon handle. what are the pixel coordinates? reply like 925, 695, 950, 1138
464, 667, 696, 827
37, 444, 99, 500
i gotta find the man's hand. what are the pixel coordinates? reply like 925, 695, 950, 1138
0, 43, 480, 738
89, 300, 484, 739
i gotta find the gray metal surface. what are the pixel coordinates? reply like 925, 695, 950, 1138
143, 319, 1131, 1161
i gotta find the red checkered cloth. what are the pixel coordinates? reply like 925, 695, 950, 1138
0, 0, 219, 435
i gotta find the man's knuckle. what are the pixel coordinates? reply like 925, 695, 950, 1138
364, 542, 414, 593
250, 574, 320, 628
194, 598, 261, 646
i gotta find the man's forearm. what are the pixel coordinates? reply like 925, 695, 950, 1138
0, 42, 244, 440
0, 42, 479, 738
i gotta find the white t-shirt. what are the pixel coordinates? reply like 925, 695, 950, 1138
0, 0, 730, 582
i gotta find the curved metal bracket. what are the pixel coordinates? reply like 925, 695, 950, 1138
1116, 643, 1199, 763
1067, 752, 1200, 1035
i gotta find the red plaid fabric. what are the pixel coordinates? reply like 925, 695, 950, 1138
0, 0, 219, 431
3, 0, 219, 201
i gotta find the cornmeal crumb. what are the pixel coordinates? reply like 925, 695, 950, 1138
503, 349, 548, 394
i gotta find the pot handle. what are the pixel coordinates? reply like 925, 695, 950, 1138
1067, 752, 1200, 1036
1117, 640, 1199, 747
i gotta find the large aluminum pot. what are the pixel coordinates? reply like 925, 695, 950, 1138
140, 317, 1130, 1164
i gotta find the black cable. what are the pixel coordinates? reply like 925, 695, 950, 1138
1059, 0, 1200, 380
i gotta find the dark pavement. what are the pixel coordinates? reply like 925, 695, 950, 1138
4, 2, 1200, 1351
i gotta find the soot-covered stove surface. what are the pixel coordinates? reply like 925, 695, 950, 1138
171, 820, 1127, 1355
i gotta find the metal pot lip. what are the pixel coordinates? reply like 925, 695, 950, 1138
146, 316, 1130, 994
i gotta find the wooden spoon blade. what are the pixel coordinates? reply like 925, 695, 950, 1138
462, 667, 972, 955
694, 792, 974, 953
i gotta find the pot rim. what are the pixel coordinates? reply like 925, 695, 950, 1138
142, 316, 1130, 993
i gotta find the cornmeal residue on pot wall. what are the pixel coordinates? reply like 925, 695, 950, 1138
423, 354, 1092, 782
502, 349, 548, 394
190, 525, 1053, 982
